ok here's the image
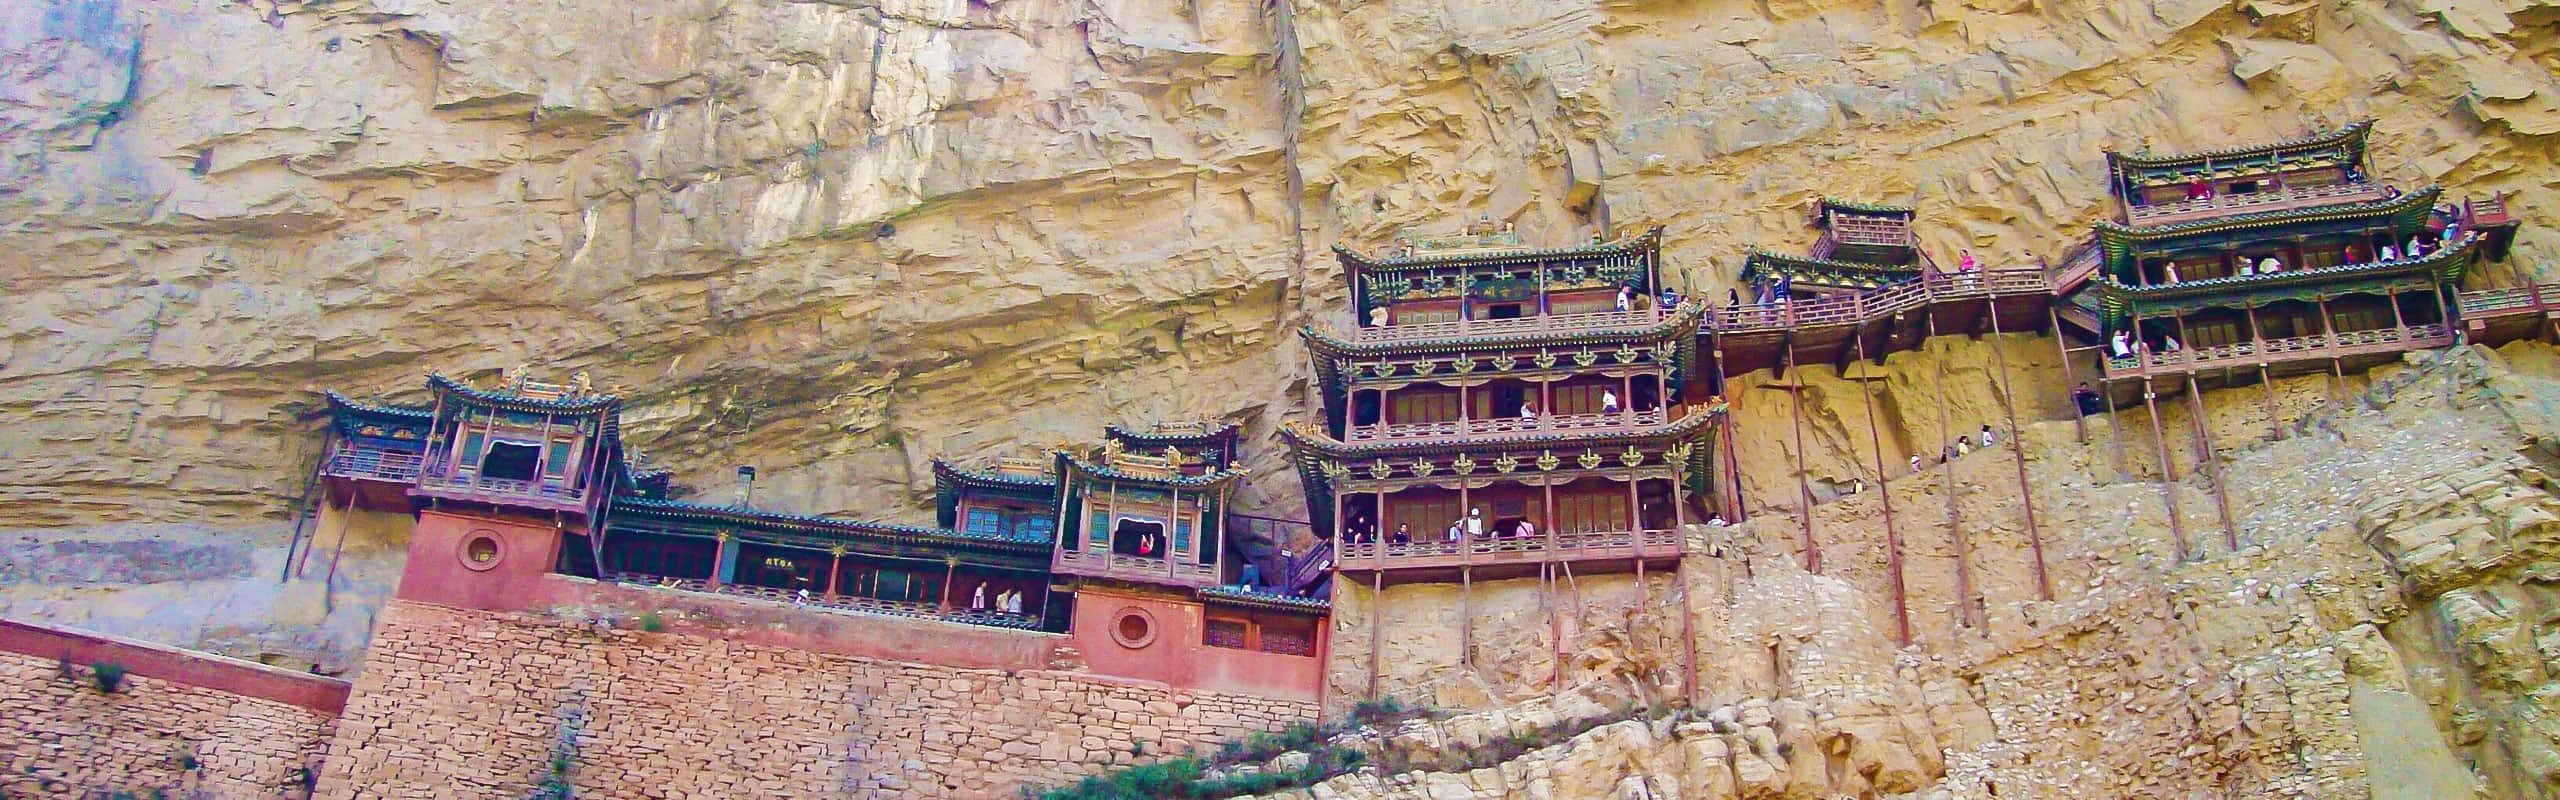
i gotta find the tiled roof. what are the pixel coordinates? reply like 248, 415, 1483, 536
427, 373, 621, 413
1333, 226, 1664, 272
1196, 586, 1331, 614
2105, 120, 2373, 175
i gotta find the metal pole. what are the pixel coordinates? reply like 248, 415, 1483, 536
1856, 335, 1911, 645
1986, 299, 2052, 601
2187, 374, 2241, 552
1925, 310, 1978, 628
2141, 384, 2191, 562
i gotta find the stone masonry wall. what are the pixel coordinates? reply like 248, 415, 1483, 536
313, 600, 1318, 799
1, 650, 338, 798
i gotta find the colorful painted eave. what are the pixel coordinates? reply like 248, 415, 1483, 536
1103, 422, 1243, 449
2104, 120, 2374, 177
2094, 185, 2442, 266
426, 373, 622, 414
1740, 249, 1924, 289
1817, 198, 1916, 218
1195, 586, 1331, 615
1054, 453, 1248, 489
1333, 226, 1665, 274
324, 391, 434, 421
613, 496, 1050, 553
931, 459, 1060, 492
1298, 300, 1707, 360
2094, 233, 2479, 321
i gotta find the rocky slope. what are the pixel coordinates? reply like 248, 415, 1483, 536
1308, 342, 2560, 799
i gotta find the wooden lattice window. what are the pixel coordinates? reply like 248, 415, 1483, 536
1555, 489, 1630, 534
1390, 390, 1460, 425
1261, 620, 1316, 656
1205, 619, 1249, 650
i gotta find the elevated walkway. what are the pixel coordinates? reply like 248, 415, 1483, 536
1704, 267, 2057, 378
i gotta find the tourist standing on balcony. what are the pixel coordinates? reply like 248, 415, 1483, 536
2163, 263, 2182, 284
1464, 508, 1484, 541
1369, 306, 1388, 327
2260, 256, 2282, 274
1727, 288, 1741, 310
1660, 287, 1681, 309
1959, 250, 1978, 272
1617, 285, 1634, 312
1443, 519, 1463, 544
1391, 523, 1411, 545
1601, 389, 1621, 414
2380, 244, 2400, 262
2186, 179, 2212, 200
972, 582, 988, 611
1520, 402, 1538, 421
2162, 334, 2182, 354
2110, 329, 2133, 359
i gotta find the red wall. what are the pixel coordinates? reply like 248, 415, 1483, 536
0, 618, 351, 714
397, 508, 566, 610
1068, 588, 1326, 703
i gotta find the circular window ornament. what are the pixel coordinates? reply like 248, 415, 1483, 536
1110, 607, 1157, 649
459, 530, 505, 572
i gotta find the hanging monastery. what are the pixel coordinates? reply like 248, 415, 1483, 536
2, 121, 2548, 797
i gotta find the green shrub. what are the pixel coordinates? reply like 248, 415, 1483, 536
636, 610, 667, 633
90, 662, 128, 693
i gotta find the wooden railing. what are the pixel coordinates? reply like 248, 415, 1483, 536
2102, 324, 2452, 378
1823, 216, 1913, 249
597, 571, 1044, 630
325, 446, 423, 483
1052, 548, 1221, 587
2123, 181, 2389, 226
1708, 268, 2051, 334
1347, 407, 1671, 443
416, 469, 588, 505
1336, 528, 1680, 569
2457, 284, 2560, 318
1352, 307, 1672, 344
2049, 237, 2105, 295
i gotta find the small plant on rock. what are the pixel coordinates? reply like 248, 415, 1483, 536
636, 610, 666, 633
90, 661, 129, 693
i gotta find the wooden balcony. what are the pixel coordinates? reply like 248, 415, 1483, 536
1811, 217, 1914, 261
1345, 407, 1673, 445
1336, 528, 1681, 583
1351, 307, 1672, 344
2458, 282, 2560, 348
2101, 324, 2453, 380
2122, 181, 2390, 227
1709, 268, 2052, 334
414, 469, 591, 513
1052, 548, 1222, 589
324, 446, 422, 484
597, 571, 1044, 630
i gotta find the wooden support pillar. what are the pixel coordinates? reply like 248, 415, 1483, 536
1985, 299, 2052, 601
1856, 336, 1912, 645
1926, 310, 1979, 628
1367, 568, 1385, 700
2248, 303, 2282, 440
2051, 306, 2086, 441
314, 488, 357, 585
2108, 377, 2128, 480
1460, 565, 1474, 669
823, 547, 843, 599
2316, 295, 2345, 401
1784, 345, 1820, 573
2186, 374, 2241, 552
2141, 386, 2192, 562
1544, 562, 1563, 695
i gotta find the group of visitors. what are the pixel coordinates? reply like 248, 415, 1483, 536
1340, 506, 1551, 547
2109, 328, 2182, 360
967, 582, 1027, 615
1906, 424, 2001, 472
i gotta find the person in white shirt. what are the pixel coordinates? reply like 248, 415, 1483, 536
1520, 403, 1537, 421
2110, 330, 2133, 358
1463, 508, 1484, 541
2163, 335, 2182, 353
2380, 244, 2400, 262
2259, 256, 2281, 274
1601, 389, 1621, 413
1706, 514, 1729, 527
1981, 424, 1998, 448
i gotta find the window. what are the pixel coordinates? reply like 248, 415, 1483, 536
2228, 180, 2258, 195
600, 532, 716, 580
1260, 619, 1317, 656
1486, 303, 1523, 320
1390, 390, 1460, 425
2331, 305, 2389, 333
2187, 320, 2240, 349
1113, 519, 1166, 558
544, 439, 575, 477
1388, 494, 1460, 538
1555, 488, 1630, 533
1205, 619, 1249, 649
459, 431, 486, 469
1552, 384, 1608, 415
481, 441, 541, 482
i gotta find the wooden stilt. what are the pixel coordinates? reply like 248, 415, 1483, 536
2051, 306, 2086, 441
2258, 365, 2283, 441
1460, 565, 1474, 669
1926, 310, 1979, 628
1784, 346, 1819, 572
1544, 562, 1563, 695
1985, 299, 2052, 601
1367, 569, 1385, 700
2108, 377, 2128, 480
2141, 385, 2192, 562
2186, 374, 2241, 552
1855, 335, 1912, 646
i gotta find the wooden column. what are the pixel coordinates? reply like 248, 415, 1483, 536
1856, 335, 1912, 645
1367, 569, 1385, 699
2052, 306, 2086, 441
1926, 310, 1978, 628
939, 557, 957, 613
1985, 298, 2051, 601
1784, 345, 1819, 573
2316, 295, 2345, 401
2186, 374, 2241, 553
1460, 564, 1474, 669
2248, 303, 2282, 440
2141, 386, 2192, 562
824, 547, 843, 599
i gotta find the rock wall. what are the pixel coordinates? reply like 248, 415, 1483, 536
0, 623, 344, 799
314, 599, 1316, 799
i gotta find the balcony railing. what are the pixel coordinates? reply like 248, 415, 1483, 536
1345, 407, 1671, 443
416, 469, 589, 506
2458, 283, 2560, 318
324, 446, 423, 483
2123, 181, 2389, 227
1336, 528, 1681, 570
1052, 548, 1221, 588
596, 571, 1044, 630
1351, 307, 1672, 344
2102, 324, 2452, 378
1709, 268, 2051, 335
1820, 216, 1914, 250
